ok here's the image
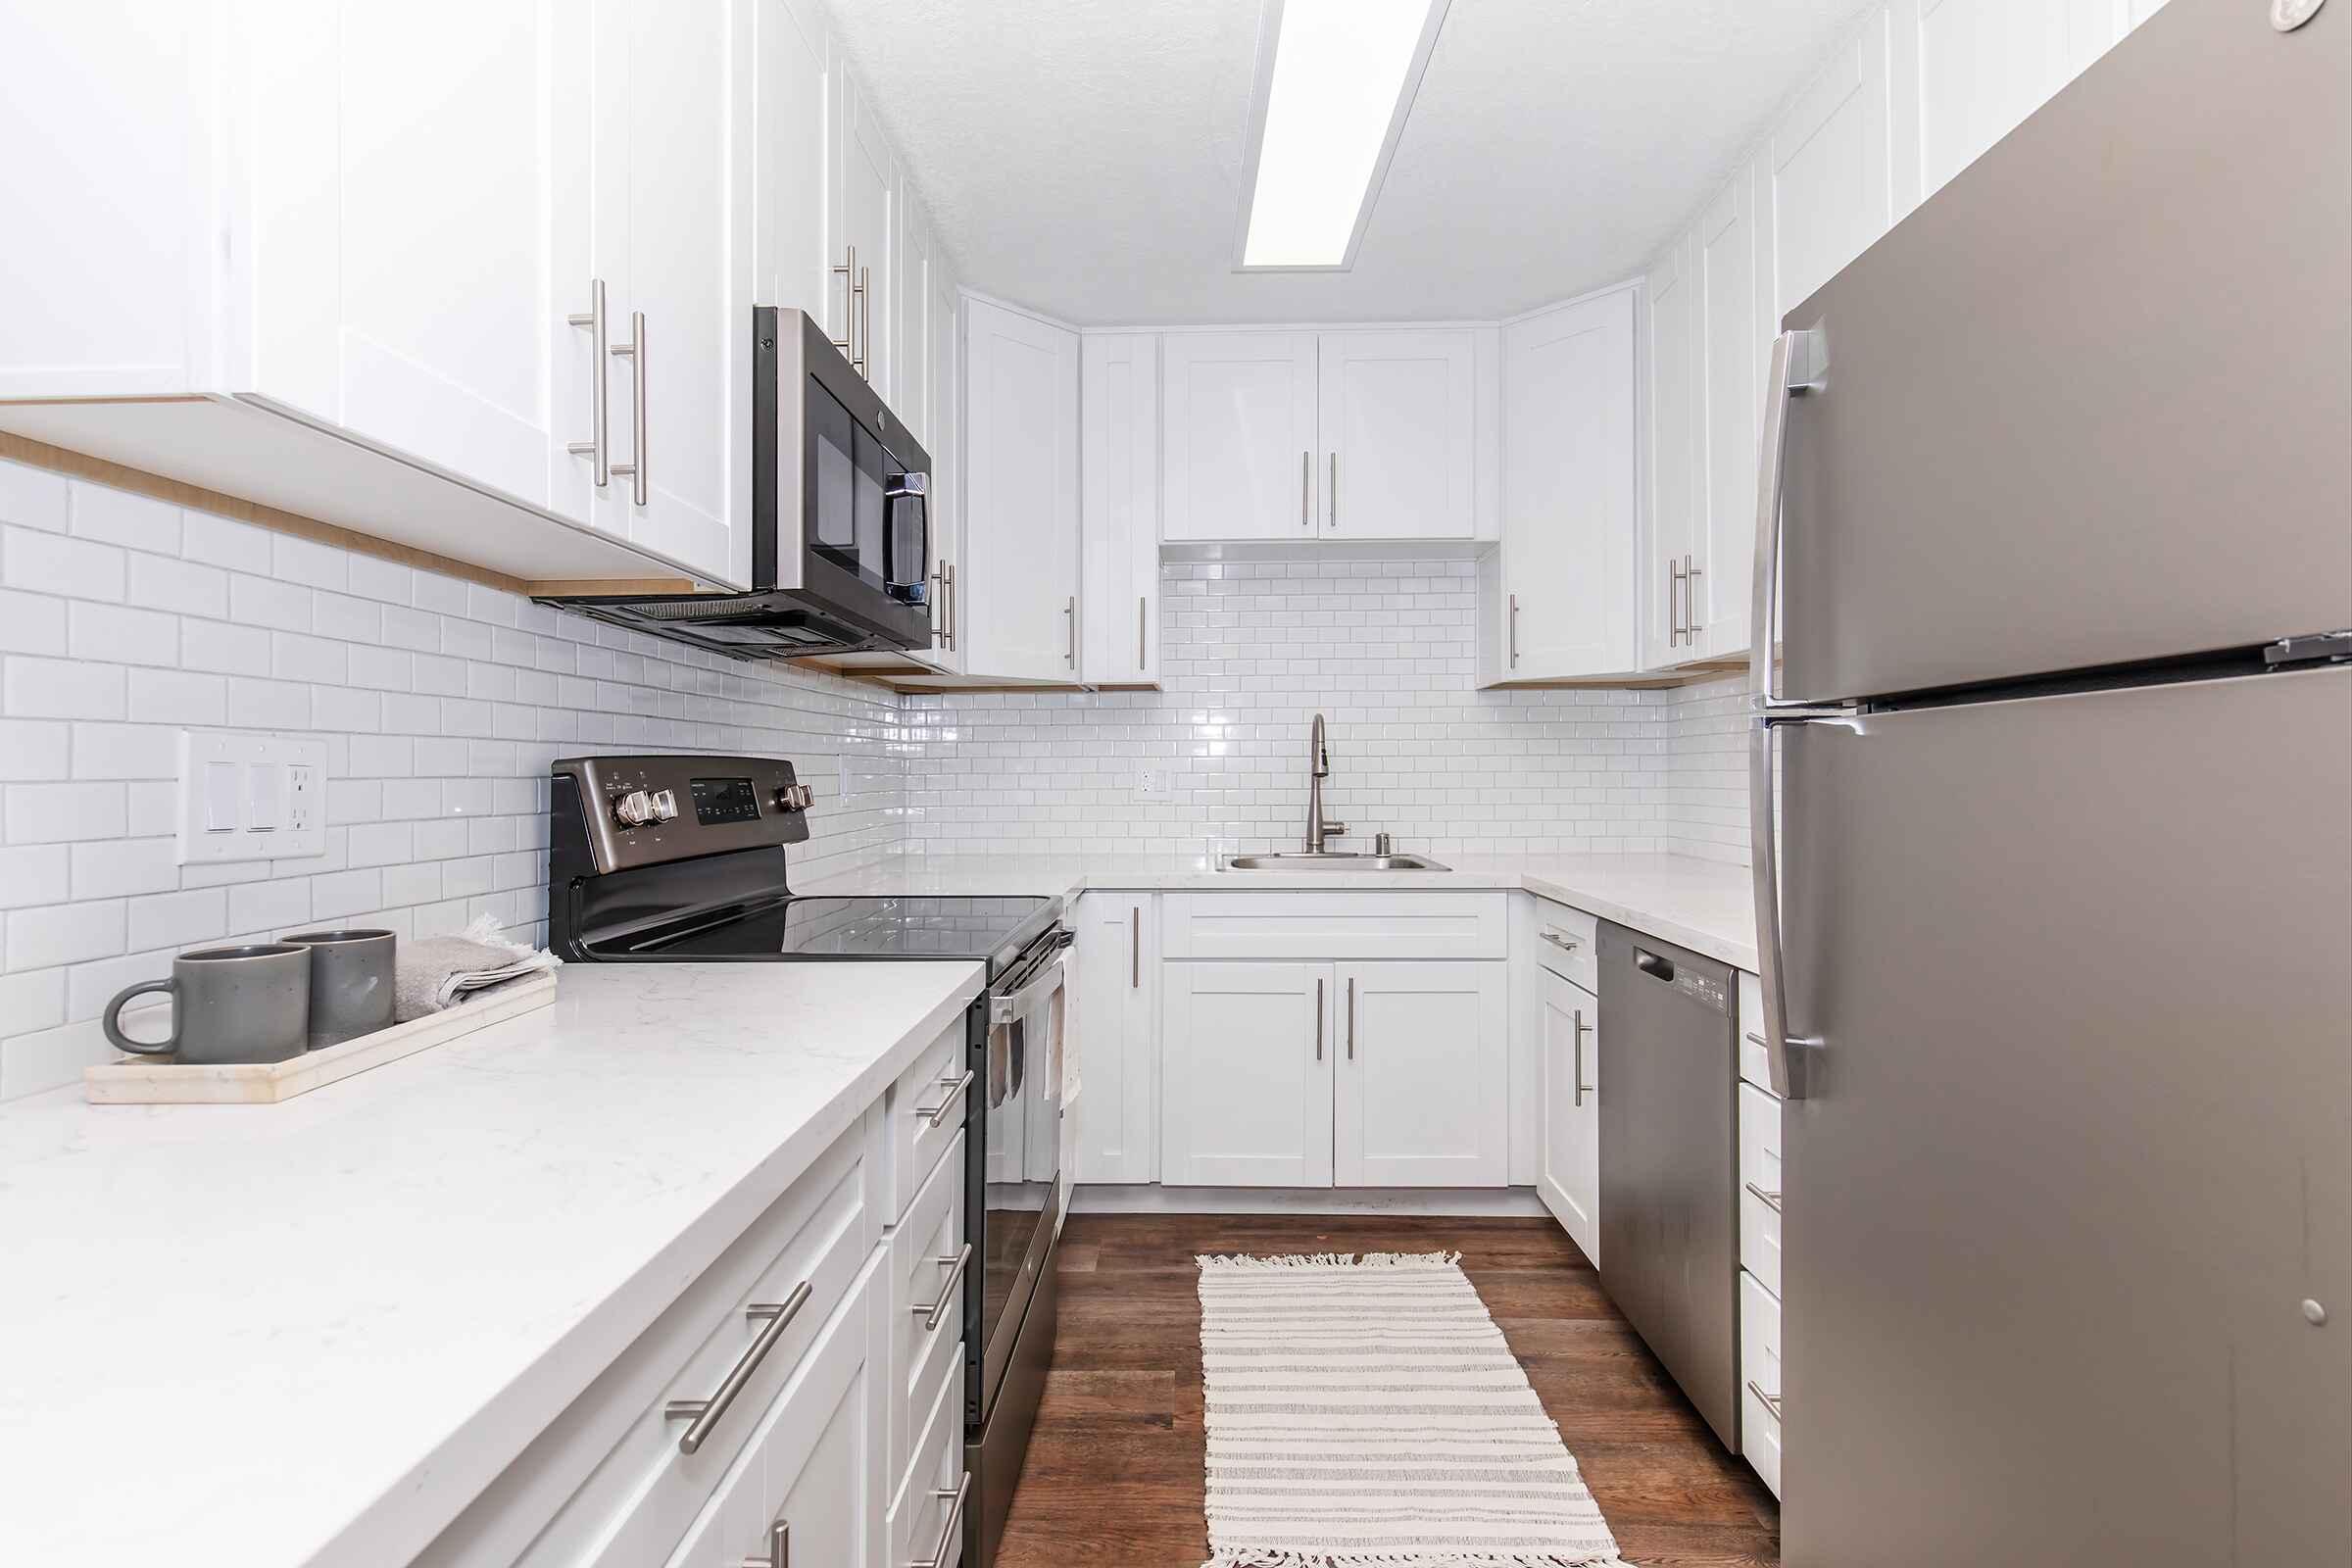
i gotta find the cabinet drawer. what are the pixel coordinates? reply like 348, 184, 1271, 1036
1738, 971, 1774, 1094
1162, 892, 1509, 959
1740, 1269, 1783, 1497
881, 1015, 969, 1227
416, 1127, 875, 1568
662, 1257, 887, 1568
888, 1336, 967, 1568
1530, 899, 1598, 990
888, 1129, 967, 1484
1739, 1082, 1784, 1296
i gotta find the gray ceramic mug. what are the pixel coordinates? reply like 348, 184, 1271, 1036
282, 929, 397, 1050
102, 944, 312, 1065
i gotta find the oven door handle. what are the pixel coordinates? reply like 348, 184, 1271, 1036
990, 944, 1069, 1027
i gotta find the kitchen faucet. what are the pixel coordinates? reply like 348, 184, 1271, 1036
1303, 712, 1348, 853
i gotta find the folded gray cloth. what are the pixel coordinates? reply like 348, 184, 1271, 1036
394, 917, 561, 1022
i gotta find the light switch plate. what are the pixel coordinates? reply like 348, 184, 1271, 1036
176, 732, 327, 864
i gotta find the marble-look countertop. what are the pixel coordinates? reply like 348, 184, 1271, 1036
803, 852, 1760, 971
0, 960, 983, 1568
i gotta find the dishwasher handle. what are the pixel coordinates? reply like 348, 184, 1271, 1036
1634, 948, 1676, 984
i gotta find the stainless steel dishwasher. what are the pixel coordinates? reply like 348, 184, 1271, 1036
1597, 920, 1739, 1447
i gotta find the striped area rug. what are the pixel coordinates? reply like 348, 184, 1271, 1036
1197, 1251, 1632, 1568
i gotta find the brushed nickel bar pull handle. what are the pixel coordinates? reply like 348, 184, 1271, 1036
1300, 450, 1310, 527
1686, 553, 1702, 638
910, 1476, 972, 1568
1346, 976, 1355, 1060
1064, 596, 1077, 666
1328, 452, 1338, 528
1748, 1380, 1783, 1422
830, 246, 857, 360
912, 1069, 974, 1128
610, 311, 647, 507
1573, 1008, 1594, 1105
665, 1278, 813, 1453
943, 562, 956, 651
1669, 556, 1687, 646
930, 568, 946, 648
857, 264, 871, 379
1745, 1181, 1783, 1213
1138, 595, 1148, 669
1540, 929, 1580, 954
1508, 594, 1520, 667
1131, 907, 1141, 988
913, 1242, 974, 1332
737, 1518, 788, 1568
1314, 977, 1324, 1061
564, 277, 609, 487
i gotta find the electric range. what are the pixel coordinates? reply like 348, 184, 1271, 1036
547, 754, 1065, 1568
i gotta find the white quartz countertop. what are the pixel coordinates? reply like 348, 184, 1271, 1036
0, 960, 983, 1568
803, 852, 1759, 971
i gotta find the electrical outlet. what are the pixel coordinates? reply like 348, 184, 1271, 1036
176, 731, 327, 864
1137, 768, 1172, 803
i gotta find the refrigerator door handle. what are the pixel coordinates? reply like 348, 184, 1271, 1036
1750, 328, 1828, 712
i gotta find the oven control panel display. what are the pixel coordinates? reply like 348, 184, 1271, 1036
690, 777, 762, 825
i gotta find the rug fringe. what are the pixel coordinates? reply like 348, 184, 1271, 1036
1197, 1250, 1464, 1272
1202, 1551, 1635, 1567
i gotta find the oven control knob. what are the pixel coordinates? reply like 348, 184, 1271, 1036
774, 782, 815, 813
612, 788, 667, 828
648, 788, 679, 822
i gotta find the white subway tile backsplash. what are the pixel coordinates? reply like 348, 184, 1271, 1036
128, 554, 228, 618
71, 485, 179, 551
6, 899, 124, 971
7, 782, 128, 846
69, 602, 178, 666
225, 676, 312, 729
271, 534, 348, 592
0, 719, 69, 781
0, 968, 67, 1038
5, 526, 125, 601
0, 845, 71, 909
70, 837, 179, 900
346, 644, 413, 692
229, 572, 313, 633
71, 722, 175, 779
180, 617, 271, 677
0, 588, 68, 655
180, 514, 275, 573
5, 657, 124, 720
227, 877, 315, 935
345, 555, 414, 605
125, 888, 228, 952
0, 463, 71, 533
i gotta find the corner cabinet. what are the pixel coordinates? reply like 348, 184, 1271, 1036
960, 295, 1081, 682
1079, 335, 1162, 687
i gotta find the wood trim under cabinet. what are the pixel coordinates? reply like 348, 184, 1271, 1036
0, 430, 698, 599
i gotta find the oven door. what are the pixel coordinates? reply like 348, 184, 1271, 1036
977, 935, 1065, 1407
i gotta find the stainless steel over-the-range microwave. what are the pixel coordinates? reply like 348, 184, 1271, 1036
540, 308, 933, 659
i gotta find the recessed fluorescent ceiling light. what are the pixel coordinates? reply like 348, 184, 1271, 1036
1238, 0, 1450, 270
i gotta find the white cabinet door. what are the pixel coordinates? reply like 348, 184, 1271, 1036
1074, 894, 1159, 1184
1497, 288, 1638, 680
1642, 234, 1699, 670
1904, 0, 2077, 201
240, 2, 568, 515
829, 63, 894, 397
1333, 961, 1508, 1188
1316, 329, 1476, 540
1160, 332, 1319, 542
1767, 10, 1894, 322
752, 0, 830, 326
1695, 167, 1761, 661
895, 194, 932, 451
960, 296, 1080, 681
1538, 969, 1600, 1265
615, 0, 754, 590
1161, 962, 1334, 1188
1080, 334, 1162, 686
923, 268, 962, 673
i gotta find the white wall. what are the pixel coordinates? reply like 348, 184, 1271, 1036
904, 559, 1753, 860
0, 458, 906, 1099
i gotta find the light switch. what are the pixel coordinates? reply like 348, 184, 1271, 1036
204, 762, 239, 831
246, 761, 280, 831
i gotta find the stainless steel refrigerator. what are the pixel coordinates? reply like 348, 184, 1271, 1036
1746, 0, 2351, 1561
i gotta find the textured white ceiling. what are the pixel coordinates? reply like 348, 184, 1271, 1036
824, 0, 1871, 324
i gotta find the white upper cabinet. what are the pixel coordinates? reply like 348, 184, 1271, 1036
753, 0, 830, 326
895, 193, 933, 452
961, 295, 1080, 682
1494, 288, 1639, 682
923, 263, 962, 673
1767, 10, 1894, 321
610, 0, 754, 590
1694, 164, 1763, 660
1642, 237, 1700, 670
829, 61, 895, 398
1080, 334, 1162, 687
1316, 330, 1477, 540
1160, 332, 1320, 542
1892, 0, 2124, 209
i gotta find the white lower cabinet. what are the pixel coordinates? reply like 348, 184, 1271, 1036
1073, 893, 1159, 1184
1740, 1269, 1784, 1498
888, 1341, 967, 1568
1536, 968, 1601, 1264
1158, 953, 1508, 1191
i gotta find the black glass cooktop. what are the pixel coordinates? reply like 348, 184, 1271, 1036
599, 893, 1056, 964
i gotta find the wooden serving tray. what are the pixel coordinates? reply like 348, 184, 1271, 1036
83, 971, 558, 1104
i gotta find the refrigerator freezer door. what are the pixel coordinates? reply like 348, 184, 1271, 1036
1777, 665, 2351, 1565
1776, 0, 2351, 704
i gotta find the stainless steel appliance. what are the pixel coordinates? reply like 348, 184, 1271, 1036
1595, 923, 1738, 1446
540, 310, 934, 659
1749, 2, 2350, 1560
545, 754, 1064, 1568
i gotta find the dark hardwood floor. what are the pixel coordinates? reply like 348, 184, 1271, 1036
993, 1212, 1780, 1568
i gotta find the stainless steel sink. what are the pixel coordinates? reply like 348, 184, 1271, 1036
1222, 853, 1451, 871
